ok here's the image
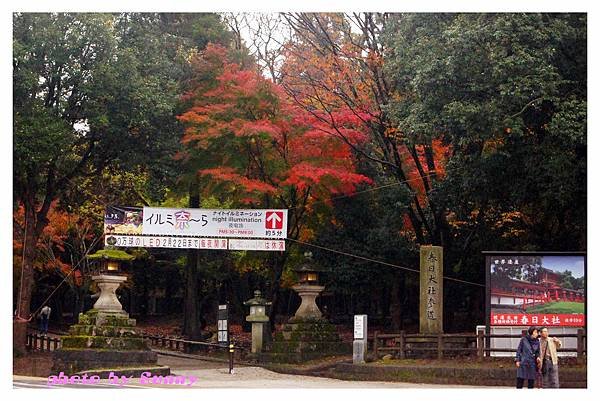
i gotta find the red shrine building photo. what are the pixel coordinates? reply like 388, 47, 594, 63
491, 267, 585, 309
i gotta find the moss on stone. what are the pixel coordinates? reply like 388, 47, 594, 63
87, 249, 135, 261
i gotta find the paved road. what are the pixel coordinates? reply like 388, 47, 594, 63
14, 367, 487, 389
14, 353, 488, 389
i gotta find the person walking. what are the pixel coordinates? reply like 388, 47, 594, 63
38, 305, 51, 335
515, 326, 541, 388
539, 326, 562, 388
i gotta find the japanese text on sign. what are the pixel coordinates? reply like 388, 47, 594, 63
142, 207, 287, 239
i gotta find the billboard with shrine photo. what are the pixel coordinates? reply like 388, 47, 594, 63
487, 253, 586, 327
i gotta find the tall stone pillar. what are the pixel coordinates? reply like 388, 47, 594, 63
420, 245, 443, 334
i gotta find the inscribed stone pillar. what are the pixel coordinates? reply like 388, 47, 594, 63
420, 246, 443, 334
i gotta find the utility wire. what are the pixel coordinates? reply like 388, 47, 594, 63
287, 164, 464, 211
286, 237, 485, 288
27, 234, 103, 319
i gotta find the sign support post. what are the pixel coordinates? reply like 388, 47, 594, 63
217, 304, 229, 345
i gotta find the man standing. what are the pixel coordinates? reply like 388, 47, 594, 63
38, 305, 51, 336
539, 326, 562, 388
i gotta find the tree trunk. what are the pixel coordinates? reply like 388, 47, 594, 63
183, 186, 202, 340
389, 272, 405, 332
14, 202, 40, 351
268, 251, 289, 331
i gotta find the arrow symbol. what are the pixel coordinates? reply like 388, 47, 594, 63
266, 212, 282, 229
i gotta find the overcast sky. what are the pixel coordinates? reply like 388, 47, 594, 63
542, 256, 585, 278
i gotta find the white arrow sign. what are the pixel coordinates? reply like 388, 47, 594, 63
266, 212, 282, 229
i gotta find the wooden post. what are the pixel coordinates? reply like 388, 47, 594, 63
577, 329, 584, 362
437, 334, 443, 359
46, 336, 51, 351
477, 329, 484, 361
373, 331, 379, 360
399, 331, 406, 359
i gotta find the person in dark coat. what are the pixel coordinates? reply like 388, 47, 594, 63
515, 326, 541, 388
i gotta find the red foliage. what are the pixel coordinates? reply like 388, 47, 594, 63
13, 202, 92, 286
177, 44, 373, 207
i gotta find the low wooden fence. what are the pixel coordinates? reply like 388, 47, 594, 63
26, 332, 61, 352
372, 329, 586, 361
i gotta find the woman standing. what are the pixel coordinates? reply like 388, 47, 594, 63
515, 326, 541, 388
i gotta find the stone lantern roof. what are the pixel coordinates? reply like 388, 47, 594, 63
291, 252, 327, 273
87, 248, 136, 261
244, 290, 271, 306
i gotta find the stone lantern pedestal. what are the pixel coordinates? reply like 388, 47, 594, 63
289, 284, 325, 322
92, 274, 128, 312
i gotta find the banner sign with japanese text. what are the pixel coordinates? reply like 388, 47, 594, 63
105, 235, 228, 250
104, 206, 287, 239
228, 239, 285, 251
105, 235, 286, 252
488, 254, 585, 327
142, 207, 287, 239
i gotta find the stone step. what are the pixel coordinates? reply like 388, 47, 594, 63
69, 325, 139, 337
61, 335, 148, 350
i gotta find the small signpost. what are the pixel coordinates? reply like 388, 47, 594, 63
353, 314, 368, 364
217, 304, 228, 345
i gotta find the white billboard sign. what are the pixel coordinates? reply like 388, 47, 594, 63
142, 207, 287, 239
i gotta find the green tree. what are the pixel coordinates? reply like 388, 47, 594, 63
383, 14, 586, 319
12, 12, 231, 347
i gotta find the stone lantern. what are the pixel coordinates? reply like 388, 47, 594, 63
87, 248, 135, 313
52, 247, 166, 376
269, 252, 347, 363
290, 252, 327, 322
244, 290, 271, 354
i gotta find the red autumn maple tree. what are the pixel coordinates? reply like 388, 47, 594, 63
13, 201, 93, 289
279, 13, 452, 244
177, 43, 373, 232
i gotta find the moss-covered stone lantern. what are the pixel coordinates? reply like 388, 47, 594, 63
86, 248, 135, 313
269, 252, 347, 363
52, 247, 166, 376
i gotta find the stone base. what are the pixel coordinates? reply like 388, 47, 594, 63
52, 349, 159, 375
60, 309, 148, 351
269, 319, 350, 363
52, 308, 161, 375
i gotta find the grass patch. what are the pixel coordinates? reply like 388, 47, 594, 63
526, 301, 584, 314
